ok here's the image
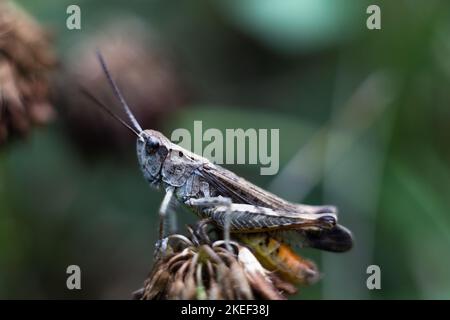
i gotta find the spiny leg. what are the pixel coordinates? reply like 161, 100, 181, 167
189, 202, 337, 232
185, 196, 233, 251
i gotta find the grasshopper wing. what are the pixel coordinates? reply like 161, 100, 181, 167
198, 164, 332, 215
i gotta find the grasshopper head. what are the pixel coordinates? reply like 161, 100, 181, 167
137, 130, 172, 187
91, 51, 198, 188
89, 52, 172, 188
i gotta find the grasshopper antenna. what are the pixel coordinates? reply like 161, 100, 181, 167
80, 87, 141, 138
96, 50, 143, 133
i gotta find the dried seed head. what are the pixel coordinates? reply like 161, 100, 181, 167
134, 229, 297, 300
0, 1, 57, 145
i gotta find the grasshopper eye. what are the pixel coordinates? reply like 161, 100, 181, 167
146, 139, 160, 154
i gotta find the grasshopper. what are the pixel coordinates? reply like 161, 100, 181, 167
84, 52, 353, 267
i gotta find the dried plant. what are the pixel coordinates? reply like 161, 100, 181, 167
0, 1, 56, 145
133, 226, 298, 300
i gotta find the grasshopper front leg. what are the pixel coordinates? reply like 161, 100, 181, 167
158, 186, 175, 239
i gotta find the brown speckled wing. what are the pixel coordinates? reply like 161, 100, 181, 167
197, 163, 300, 212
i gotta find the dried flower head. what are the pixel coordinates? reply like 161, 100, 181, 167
0, 1, 57, 145
133, 226, 299, 300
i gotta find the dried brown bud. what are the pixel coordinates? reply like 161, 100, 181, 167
0, 1, 57, 145
134, 230, 298, 300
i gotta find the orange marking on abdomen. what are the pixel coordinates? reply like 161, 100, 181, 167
236, 234, 319, 285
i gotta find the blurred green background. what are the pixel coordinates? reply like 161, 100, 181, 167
1, 0, 450, 299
